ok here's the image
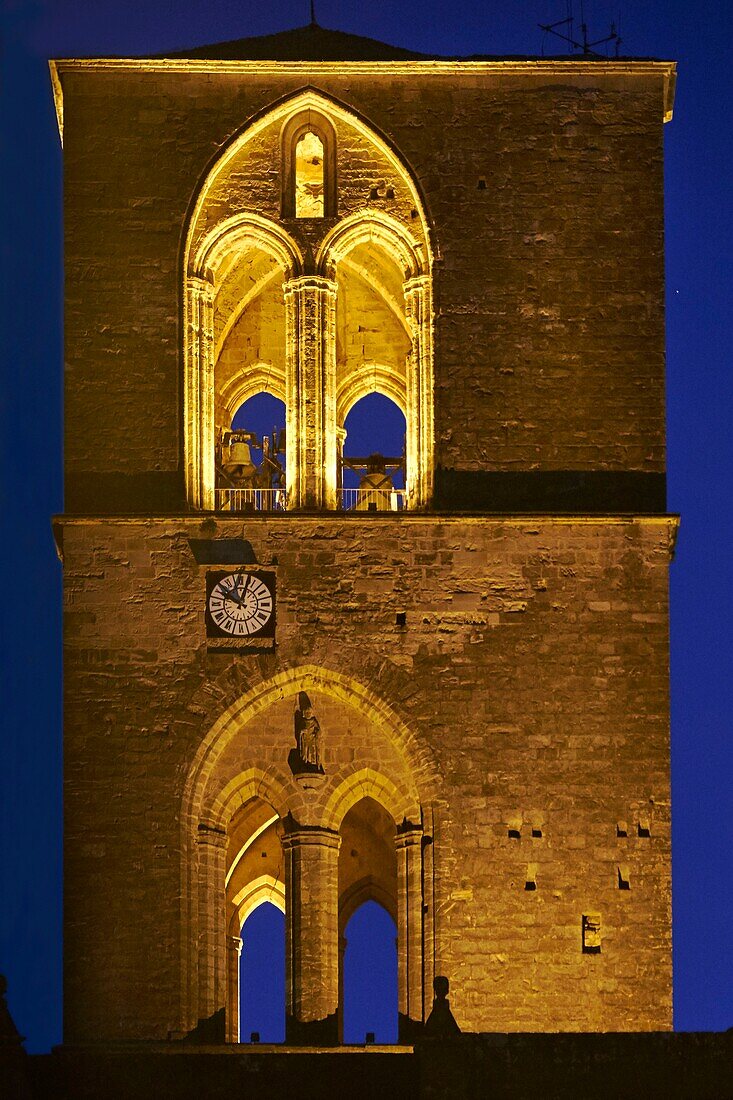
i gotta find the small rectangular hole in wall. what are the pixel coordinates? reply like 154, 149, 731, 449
507, 828, 521, 840
531, 827, 543, 838
525, 863, 538, 890
582, 913, 602, 953
638, 816, 651, 838
618, 864, 630, 890
617, 821, 628, 837
396, 612, 407, 627
477, 177, 487, 190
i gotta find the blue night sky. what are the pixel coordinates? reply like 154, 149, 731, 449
1, 0, 731, 1052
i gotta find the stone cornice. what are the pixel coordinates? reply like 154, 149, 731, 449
53, 513, 681, 525
49, 58, 677, 143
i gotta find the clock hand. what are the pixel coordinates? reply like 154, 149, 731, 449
221, 577, 245, 609
234, 573, 249, 607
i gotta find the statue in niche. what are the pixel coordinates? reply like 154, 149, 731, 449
289, 691, 325, 778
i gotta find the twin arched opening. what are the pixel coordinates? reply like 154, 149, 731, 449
183, 90, 434, 513
230, 795, 398, 1045
180, 665, 439, 1045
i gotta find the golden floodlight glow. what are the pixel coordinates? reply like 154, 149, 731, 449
231, 873, 286, 926
183, 91, 435, 511
48, 59, 678, 146
294, 131, 325, 217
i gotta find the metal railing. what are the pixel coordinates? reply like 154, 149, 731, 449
339, 488, 406, 512
215, 488, 287, 512
214, 487, 407, 513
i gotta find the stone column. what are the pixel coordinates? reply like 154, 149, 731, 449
421, 835, 435, 1023
336, 426, 347, 501
337, 933, 347, 1043
185, 275, 215, 510
403, 275, 434, 508
284, 276, 338, 510
225, 935, 243, 1043
395, 824, 424, 1041
196, 823, 227, 1039
281, 825, 341, 1044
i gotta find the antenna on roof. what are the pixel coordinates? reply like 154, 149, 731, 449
310, 0, 318, 26
539, 1, 621, 58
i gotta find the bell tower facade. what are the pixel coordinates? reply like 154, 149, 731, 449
52, 28, 677, 1044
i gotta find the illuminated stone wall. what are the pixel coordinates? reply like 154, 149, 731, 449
60, 514, 673, 1040
56, 55, 675, 1045
59, 65, 670, 512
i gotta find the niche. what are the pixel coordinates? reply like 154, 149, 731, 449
582, 913, 602, 954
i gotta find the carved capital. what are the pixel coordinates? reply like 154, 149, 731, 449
196, 822, 227, 849
280, 825, 341, 853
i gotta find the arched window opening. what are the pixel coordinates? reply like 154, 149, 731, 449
281, 112, 337, 219
185, 96, 433, 513
338, 796, 397, 1043
342, 901, 398, 1045
224, 796, 284, 1043
295, 131, 325, 218
218, 392, 286, 512
341, 393, 406, 511
239, 902, 286, 1044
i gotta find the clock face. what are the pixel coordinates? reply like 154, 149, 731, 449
205, 570, 275, 638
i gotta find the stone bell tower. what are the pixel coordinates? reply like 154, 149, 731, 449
51, 23, 677, 1046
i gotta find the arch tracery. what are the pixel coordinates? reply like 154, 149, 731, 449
219, 361, 286, 426
336, 365, 407, 423
180, 663, 438, 1043
316, 208, 427, 279
183, 90, 434, 512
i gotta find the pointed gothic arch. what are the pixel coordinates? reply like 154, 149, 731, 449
182, 88, 435, 511
179, 663, 440, 1042
183, 87, 435, 263
184, 215, 301, 509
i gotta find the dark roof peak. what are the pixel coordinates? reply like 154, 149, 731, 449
162, 23, 431, 63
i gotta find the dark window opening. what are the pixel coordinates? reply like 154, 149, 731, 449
342, 901, 398, 1045
239, 902, 285, 1043
341, 393, 406, 512
218, 393, 286, 511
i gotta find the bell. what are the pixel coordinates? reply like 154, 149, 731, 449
222, 439, 256, 482
228, 440, 253, 467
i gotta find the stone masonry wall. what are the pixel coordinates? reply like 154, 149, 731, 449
60, 68, 667, 510
61, 514, 673, 1041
